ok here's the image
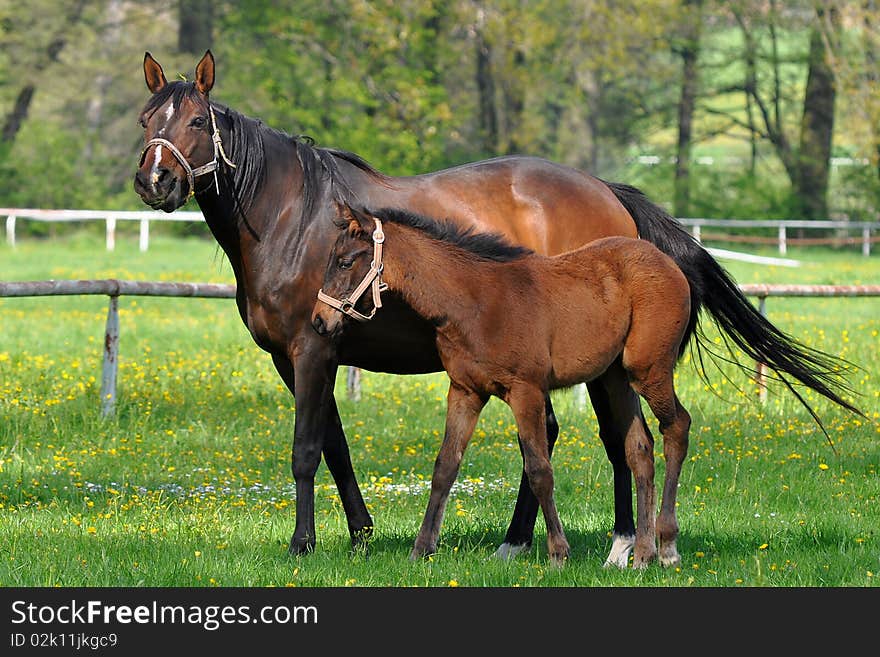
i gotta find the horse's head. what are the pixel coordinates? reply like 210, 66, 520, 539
133, 50, 222, 212
312, 204, 386, 338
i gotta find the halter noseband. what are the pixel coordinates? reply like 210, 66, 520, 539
317, 219, 389, 322
139, 104, 236, 197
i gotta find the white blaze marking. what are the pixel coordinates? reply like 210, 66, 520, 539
150, 144, 163, 186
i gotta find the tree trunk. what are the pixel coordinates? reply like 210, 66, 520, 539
674, 0, 703, 218
178, 0, 213, 55
796, 7, 838, 220
502, 48, 526, 155
0, 0, 88, 146
473, 11, 498, 155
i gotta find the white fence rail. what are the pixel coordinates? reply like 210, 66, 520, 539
1, 280, 878, 416
679, 218, 880, 256
2, 208, 879, 256
2, 208, 203, 252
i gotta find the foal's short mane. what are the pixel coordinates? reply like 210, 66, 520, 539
371, 207, 533, 262
141, 80, 388, 232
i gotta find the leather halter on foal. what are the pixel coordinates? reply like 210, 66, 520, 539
317, 219, 388, 322
139, 104, 236, 196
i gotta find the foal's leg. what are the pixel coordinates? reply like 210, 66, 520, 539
495, 394, 560, 559
508, 386, 570, 565
635, 378, 691, 568
411, 383, 486, 559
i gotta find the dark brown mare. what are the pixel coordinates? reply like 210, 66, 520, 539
133, 50, 861, 566
313, 204, 696, 566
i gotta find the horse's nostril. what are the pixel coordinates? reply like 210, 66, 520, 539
312, 315, 326, 336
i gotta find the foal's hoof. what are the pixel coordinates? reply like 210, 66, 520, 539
659, 544, 681, 568
288, 534, 315, 556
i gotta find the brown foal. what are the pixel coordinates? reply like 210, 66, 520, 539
313, 204, 693, 567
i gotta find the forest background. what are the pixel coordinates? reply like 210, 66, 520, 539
2, 0, 879, 231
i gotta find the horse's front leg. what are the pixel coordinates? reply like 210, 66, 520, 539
272, 354, 373, 552
411, 383, 486, 559
286, 341, 339, 555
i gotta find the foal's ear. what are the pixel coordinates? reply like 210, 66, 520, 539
331, 202, 368, 234
143, 52, 167, 93
195, 50, 215, 95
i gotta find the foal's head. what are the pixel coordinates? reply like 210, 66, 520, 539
134, 51, 221, 212
312, 204, 380, 338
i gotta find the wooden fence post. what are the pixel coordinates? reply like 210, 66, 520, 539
347, 366, 362, 401
756, 294, 768, 402
101, 295, 120, 417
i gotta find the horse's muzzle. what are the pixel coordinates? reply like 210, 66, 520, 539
133, 167, 187, 213
311, 308, 344, 339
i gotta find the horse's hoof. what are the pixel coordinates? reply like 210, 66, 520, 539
659, 548, 681, 568
409, 543, 436, 561
288, 535, 315, 556
350, 526, 374, 554
493, 542, 531, 560
603, 532, 635, 569
549, 552, 569, 567
631, 551, 656, 569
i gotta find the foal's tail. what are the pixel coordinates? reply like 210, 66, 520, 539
606, 180, 864, 425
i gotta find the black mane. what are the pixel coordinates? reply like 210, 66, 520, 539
141, 80, 388, 230
370, 206, 533, 262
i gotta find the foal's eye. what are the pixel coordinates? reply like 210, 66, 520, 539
190, 116, 207, 129
338, 258, 354, 270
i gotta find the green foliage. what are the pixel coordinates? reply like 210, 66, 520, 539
1, 2, 879, 224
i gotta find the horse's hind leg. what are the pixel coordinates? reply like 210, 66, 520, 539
628, 363, 691, 568
495, 394, 560, 559
508, 386, 570, 565
411, 382, 486, 559
588, 364, 643, 568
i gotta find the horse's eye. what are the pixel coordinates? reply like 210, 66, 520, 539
338, 258, 353, 270
190, 116, 207, 129
138, 116, 147, 129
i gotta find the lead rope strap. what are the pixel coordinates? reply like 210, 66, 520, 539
207, 104, 236, 192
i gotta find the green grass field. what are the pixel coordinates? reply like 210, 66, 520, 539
1, 231, 878, 587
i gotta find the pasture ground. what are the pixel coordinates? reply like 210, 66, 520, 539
0, 233, 878, 587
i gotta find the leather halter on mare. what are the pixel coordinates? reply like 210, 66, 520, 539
139, 104, 236, 196
317, 219, 389, 322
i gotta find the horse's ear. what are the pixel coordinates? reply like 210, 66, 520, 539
195, 50, 215, 95
143, 52, 167, 93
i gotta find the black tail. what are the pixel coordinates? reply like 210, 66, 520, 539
606, 181, 863, 426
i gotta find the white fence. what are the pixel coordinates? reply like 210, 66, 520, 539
1, 279, 878, 416
2, 208, 879, 256
679, 218, 880, 256
2, 208, 203, 252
